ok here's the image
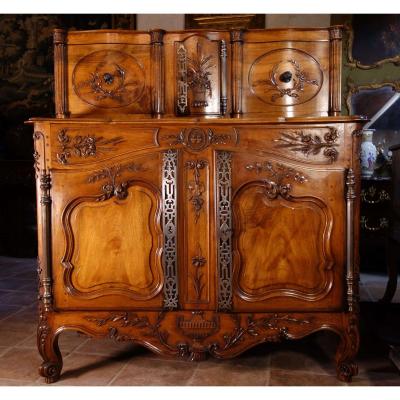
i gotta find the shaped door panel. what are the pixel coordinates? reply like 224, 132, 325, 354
230, 152, 345, 311
52, 151, 165, 310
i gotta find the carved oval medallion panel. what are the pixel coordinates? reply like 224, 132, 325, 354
72, 50, 146, 108
249, 48, 323, 106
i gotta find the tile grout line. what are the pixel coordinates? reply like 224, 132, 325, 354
265, 353, 272, 386
182, 362, 199, 386
0, 377, 38, 385
0, 304, 32, 323
106, 359, 132, 386
68, 336, 91, 355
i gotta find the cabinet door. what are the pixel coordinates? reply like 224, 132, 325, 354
51, 150, 166, 310
228, 151, 345, 312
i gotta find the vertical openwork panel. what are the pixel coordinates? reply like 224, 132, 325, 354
216, 151, 233, 311
162, 149, 179, 309
176, 44, 188, 115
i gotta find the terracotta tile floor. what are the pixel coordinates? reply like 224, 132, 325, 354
0, 256, 399, 386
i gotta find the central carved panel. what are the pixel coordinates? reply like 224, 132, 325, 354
175, 35, 222, 116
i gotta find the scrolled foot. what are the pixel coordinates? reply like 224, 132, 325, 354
336, 361, 358, 382
39, 361, 62, 384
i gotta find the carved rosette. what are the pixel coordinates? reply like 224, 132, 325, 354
57, 129, 125, 164
245, 161, 307, 199
87, 162, 144, 201
274, 129, 340, 163
263, 59, 319, 102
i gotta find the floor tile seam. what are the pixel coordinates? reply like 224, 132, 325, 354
0, 331, 41, 357
0, 377, 38, 384
106, 360, 132, 386
0, 304, 33, 321
0, 309, 27, 323
0, 347, 11, 357
72, 349, 133, 357
67, 338, 91, 355
14, 332, 38, 349
267, 366, 336, 377
0, 302, 38, 308
182, 363, 199, 386
363, 285, 377, 302
264, 353, 272, 386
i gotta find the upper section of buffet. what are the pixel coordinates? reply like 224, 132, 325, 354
53, 26, 343, 119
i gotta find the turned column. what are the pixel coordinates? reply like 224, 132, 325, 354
53, 29, 68, 118
329, 26, 343, 116
230, 30, 245, 118
150, 29, 166, 118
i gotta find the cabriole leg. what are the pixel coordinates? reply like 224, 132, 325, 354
335, 314, 359, 382
38, 313, 63, 383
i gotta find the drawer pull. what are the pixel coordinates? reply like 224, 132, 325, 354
360, 216, 389, 231
279, 71, 292, 83
361, 187, 391, 204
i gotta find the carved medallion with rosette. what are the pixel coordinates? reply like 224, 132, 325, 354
72, 50, 146, 108
249, 48, 323, 106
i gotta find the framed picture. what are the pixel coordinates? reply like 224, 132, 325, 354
185, 14, 265, 30
346, 14, 400, 69
347, 80, 400, 128
347, 79, 400, 157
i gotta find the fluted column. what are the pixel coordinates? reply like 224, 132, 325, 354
53, 29, 68, 118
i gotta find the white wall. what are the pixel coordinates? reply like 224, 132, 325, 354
136, 14, 332, 31
265, 14, 331, 28
136, 14, 185, 30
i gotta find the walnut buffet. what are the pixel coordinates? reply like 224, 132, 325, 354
29, 27, 366, 383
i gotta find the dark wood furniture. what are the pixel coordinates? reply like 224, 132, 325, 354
359, 177, 392, 278
382, 144, 400, 302
29, 27, 366, 383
